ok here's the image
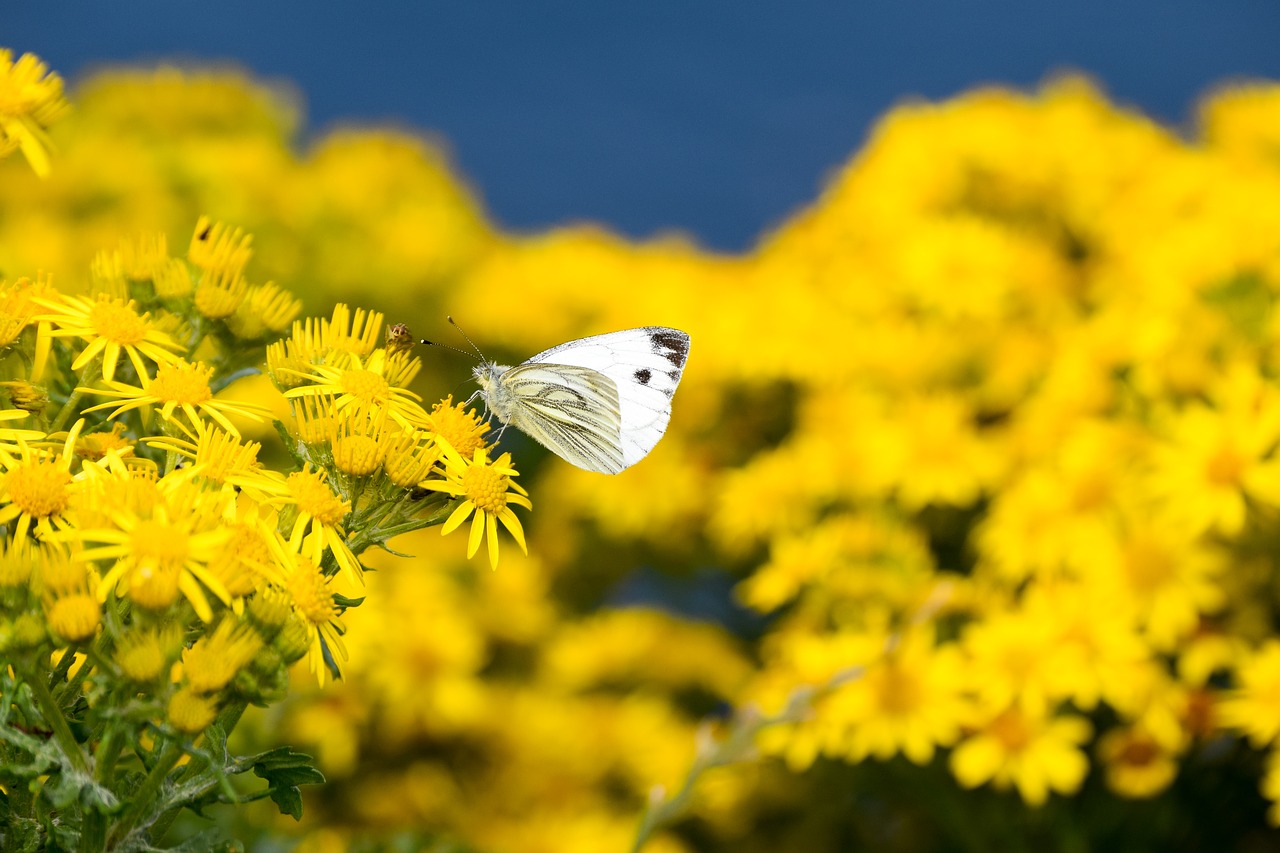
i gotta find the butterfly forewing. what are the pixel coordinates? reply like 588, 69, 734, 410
524, 327, 690, 469
500, 363, 627, 474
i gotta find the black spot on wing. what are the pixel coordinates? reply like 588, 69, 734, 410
649, 329, 689, 368
634, 368, 652, 385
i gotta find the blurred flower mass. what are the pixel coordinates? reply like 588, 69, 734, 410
5, 48, 1280, 852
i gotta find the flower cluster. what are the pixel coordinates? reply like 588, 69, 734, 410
0, 213, 531, 849
11, 50, 1280, 853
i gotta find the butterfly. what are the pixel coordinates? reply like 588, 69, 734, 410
449, 326, 690, 474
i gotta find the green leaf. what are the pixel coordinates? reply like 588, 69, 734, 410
247, 747, 324, 821
332, 592, 366, 610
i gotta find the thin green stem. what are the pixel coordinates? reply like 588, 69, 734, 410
110, 740, 182, 845
25, 669, 89, 774
78, 726, 125, 853
50, 359, 100, 433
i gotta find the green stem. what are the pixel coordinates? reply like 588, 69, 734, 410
25, 670, 89, 774
79, 726, 125, 853
148, 701, 249, 842
50, 359, 100, 433
110, 740, 182, 845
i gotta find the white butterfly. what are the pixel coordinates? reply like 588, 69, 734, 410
468, 327, 691, 474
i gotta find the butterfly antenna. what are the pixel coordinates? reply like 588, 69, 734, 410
446, 315, 488, 361
420, 316, 484, 362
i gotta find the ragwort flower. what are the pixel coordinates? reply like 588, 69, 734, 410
36, 293, 184, 382
0, 50, 68, 177
82, 358, 272, 437
420, 440, 530, 570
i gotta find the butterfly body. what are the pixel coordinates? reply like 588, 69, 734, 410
472, 327, 690, 474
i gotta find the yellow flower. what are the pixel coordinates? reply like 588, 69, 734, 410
168, 685, 219, 734
1097, 724, 1180, 799
188, 216, 252, 279
115, 624, 182, 682
1148, 364, 1280, 536
115, 232, 170, 281
0, 275, 52, 350
182, 618, 263, 693
283, 349, 427, 430
36, 293, 184, 382
1090, 517, 1225, 652
420, 395, 491, 459
420, 441, 530, 570
950, 704, 1092, 806
1219, 641, 1280, 748
264, 536, 348, 686
0, 421, 82, 547
382, 428, 441, 488
82, 358, 272, 438
146, 424, 284, 501
225, 281, 302, 340
38, 550, 100, 643
194, 269, 248, 319
74, 475, 234, 622
817, 629, 967, 766
0, 50, 68, 177
267, 465, 362, 585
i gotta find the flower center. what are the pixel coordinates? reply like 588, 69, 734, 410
1206, 445, 1245, 488
1117, 734, 1160, 767
989, 709, 1031, 753
287, 558, 337, 626
6, 459, 71, 518
429, 399, 489, 458
335, 434, 382, 477
286, 471, 349, 526
462, 464, 508, 514
339, 368, 390, 405
131, 519, 190, 568
88, 299, 147, 345
150, 362, 214, 405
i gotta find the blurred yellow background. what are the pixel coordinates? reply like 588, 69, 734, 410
8, 65, 1280, 851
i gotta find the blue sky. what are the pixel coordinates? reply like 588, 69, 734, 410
10, 1, 1280, 250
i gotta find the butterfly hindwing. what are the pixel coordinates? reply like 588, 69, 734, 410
523, 327, 690, 469
499, 363, 626, 474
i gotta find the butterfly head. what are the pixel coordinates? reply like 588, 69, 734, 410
472, 361, 516, 422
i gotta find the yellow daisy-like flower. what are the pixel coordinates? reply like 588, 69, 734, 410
114, 624, 182, 682
115, 232, 170, 281
36, 293, 184, 382
300, 303, 385, 360
1096, 724, 1180, 799
82, 358, 272, 438
265, 465, 362, 585
284, 349, 427, 430
181, 618, 263, 693
420, 440, 531, 570
420, 395, 491, 458
0, 420, 81, 547
0, 275, 53, 351
1219, 640, 1280, 748
73, 476, 234, 622
146, 424, 284, 501
819, 629, 967, 766
382, 428, 441, 489
168, 685, 219, 734
949, 703, 1092, 806
38, 550, 100, 643
194, 269, 248, 320
188, 216, 252, 279
0, 50, 68, 177
225, 281, 302, 340
264, 536, 348, 686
